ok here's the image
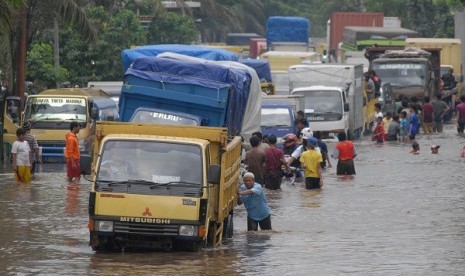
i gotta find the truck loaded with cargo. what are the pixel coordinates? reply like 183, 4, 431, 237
266, 16, 311, 52
85, 122, 241, 251
404, 38, 462, 103
289, 64, 365, 140
118, 45, 261, 141
83, 46, 262, 251
369, 47, 440, 111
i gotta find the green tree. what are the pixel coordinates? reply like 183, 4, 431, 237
26, 42, 68, 89
60, 7, 146, 84
147, 12, 197, 44
1, 0, 96, 99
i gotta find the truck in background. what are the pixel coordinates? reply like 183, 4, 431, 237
87, 81, 123, 105
370, 47, 440, 110
266, 16, 311, 51
404, 38, 462, 102
260, 51, 321, 71
239, 59, 274, 95
2, 88, 117, 162
328, 12, 384, 58
339, 26, 418, 69
289, 64, 365, 140
85, 121, 241, 251
260, 95, 305, 144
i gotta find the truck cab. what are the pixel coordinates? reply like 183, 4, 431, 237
292, 85, 350, 139
2, 88, 115, 162
260, 103, 296, 143
86, 122, 241, 251
371, 48, 437, 104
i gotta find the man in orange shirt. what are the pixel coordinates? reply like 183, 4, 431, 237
65, 122, 81, 183
331, 132, 357, 176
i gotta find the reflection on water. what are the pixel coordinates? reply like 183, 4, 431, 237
1, 125, 465, 275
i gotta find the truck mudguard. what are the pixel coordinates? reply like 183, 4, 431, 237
121, 44, 239, 72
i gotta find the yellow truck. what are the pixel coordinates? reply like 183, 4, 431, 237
405, 38, 462, 97
260, 51, 321, 71
84, 121, 241, 251
2, 88, 117, 162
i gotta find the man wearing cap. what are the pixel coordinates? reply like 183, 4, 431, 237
236, 172, 272, 231
299, 136, 323, 189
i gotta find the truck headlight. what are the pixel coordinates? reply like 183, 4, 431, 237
95, 220, 113, 232
179, 225, 197, 236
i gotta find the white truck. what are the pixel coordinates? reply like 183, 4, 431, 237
262, 94, 305, 112
289, 64, 365, 140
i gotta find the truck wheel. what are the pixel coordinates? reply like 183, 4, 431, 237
346, 130, 353, 140
223, 212, 234, 239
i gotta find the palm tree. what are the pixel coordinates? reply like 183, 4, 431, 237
197, 0, 265, 42
1, 0, 96, 101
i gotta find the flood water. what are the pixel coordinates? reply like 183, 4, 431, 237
1, 125, 465, 275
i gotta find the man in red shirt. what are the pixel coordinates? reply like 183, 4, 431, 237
421, 96, 434, 134
65, 122, 81, 183
331, 132, 357, 176
264, 134, 289, 190
456, 95, 465, 135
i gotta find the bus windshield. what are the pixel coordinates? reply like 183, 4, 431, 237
24, 97, 87, 123
373, 63, 428, 87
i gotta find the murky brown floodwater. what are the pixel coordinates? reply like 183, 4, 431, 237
1, 125, 465, 275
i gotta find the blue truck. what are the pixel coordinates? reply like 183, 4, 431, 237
266, 16, 311, 51
261, 103, 296, 141
118, 53, 261, 139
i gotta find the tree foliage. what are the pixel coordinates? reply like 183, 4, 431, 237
26, 42, 68, 89
147, 12, 197, 44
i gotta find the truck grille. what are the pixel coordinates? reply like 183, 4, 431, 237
114, 222, 179, 237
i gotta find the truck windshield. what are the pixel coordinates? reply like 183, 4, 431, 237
373, 63, 427, 87
96, 140, 203, 195
24, 97, 87, 123
261, 108, 292, 128
293, 90, 342, 114
130, 110, 199, 126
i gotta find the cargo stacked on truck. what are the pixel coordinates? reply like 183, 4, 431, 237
289, 64, 365, 140
340, 26, 419, 68
404, 38, 462, 103
266, 16, 311, 52
118, 49, 261, 141
2, 88, 117, 162
239, 59, 274, 95
85, 122, 242, 251
85, 44, 262, 251
370, 47, 439, 110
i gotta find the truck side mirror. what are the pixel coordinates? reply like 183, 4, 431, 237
91, 107, 98, 120
208, 164, 221, 185
80, 154, 92, 175
344, 103, 350, 112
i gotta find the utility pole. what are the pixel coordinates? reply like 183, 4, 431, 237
54, 18, 61, 88
14, 8, 28, 107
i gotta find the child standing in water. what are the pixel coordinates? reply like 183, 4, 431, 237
400, 111, 409, 142
372, 116, 385, 144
